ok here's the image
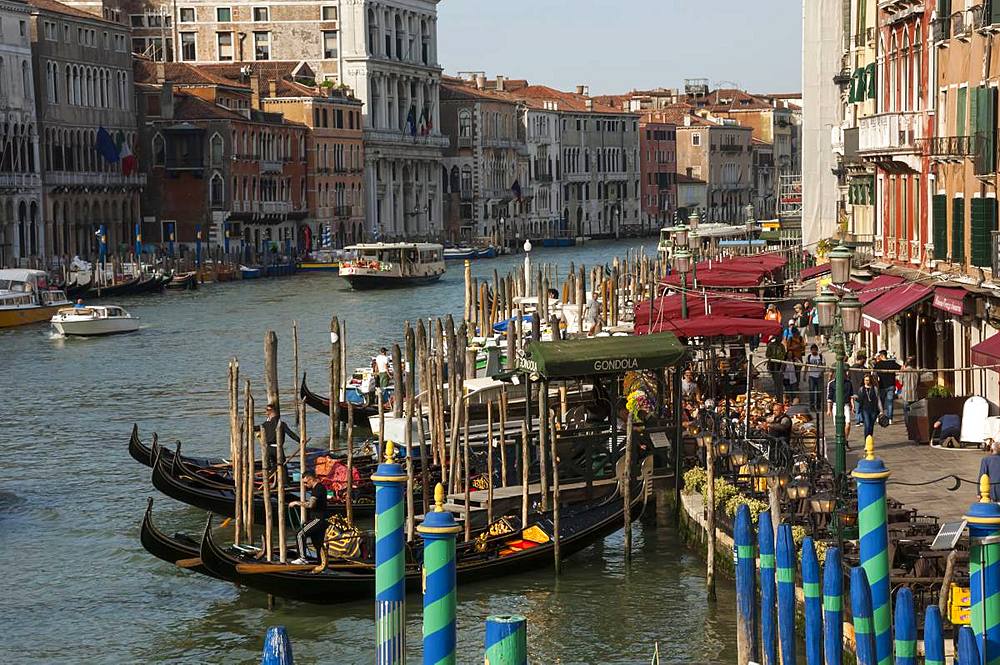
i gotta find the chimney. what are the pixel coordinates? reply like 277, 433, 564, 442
160, 81, 175, 120
684, 115, 691, 127
251, 76, 261, 110
475, 74, 486, 90
268, 79, 277, 99
585, 98, 593, 112
576, 84, 590, 96
495, 75, 505, 92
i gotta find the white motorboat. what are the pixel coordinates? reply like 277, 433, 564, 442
50, 305, 139, 336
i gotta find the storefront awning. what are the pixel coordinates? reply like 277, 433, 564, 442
933, 287, 971, 316
634, 291, 765, 330
519, 333, 686, 379
639, 316, 782, 339
800, 263, 831, 280
973, 334, 1000, 369
863, 282, 933, 323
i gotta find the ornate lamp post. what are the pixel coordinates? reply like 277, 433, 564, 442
523, 238, 532, 297
744, 203, 756, 250
689, 228, 702, 289
673, 248, 692, 320
814, 243, 861, 536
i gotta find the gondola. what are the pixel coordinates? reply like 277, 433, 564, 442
83, 274, 143, 299
129, 424, 218, 469
164, 271, 198, 291
132, 272, 167, 294
192, 463, 650, 604
150, 443, 377, 522
140, 498, 221, 579
300, 373, 379, 425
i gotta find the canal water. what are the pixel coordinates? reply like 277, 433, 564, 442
1, 240, 740, 663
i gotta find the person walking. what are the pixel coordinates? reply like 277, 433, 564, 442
873, 350, 901, 424
805, 344, 825, 411
827, 373, 855, 447
766, 336, 787, 398
979, 440, 1000, 502
900, 355, 918, 421
856, 374, 883, 439
849, 353, 869, 426
798, 301, 813, 344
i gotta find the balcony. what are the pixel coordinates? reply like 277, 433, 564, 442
952, 11, 971, 40
534, 172, 553, 183
457, 136, 473, 149
923, 135, 978, 161
0, 173, 41, 190
333, 205, 353, 218
46, 171, 147, 187
853, 27, 876, 48
719, 144, 743, 154
881, 0, 925, 23
858, 112, 924, 154
934, 16, 951, 42
365, 128, 450, 150
260, 201, 291, 215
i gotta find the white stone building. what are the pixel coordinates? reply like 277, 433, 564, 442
0, 0, 42, 266
338, 0, 446, 240
522, 103, 562, 239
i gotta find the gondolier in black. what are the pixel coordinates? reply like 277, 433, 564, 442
256, 403, 301, 482
290, 473, 328, 564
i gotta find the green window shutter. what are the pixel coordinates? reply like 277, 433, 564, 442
933, 194, 948, 259
972, 199, 989, 266
993, 0, 1000, 26
958, 87, 968, 137
867, 177, 875, 205
983, 87, 996, 173
866, 63, 876, 100
953, 197, 965, 262
970, 86, 980, 145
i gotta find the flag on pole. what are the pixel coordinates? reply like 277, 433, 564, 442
511, 179, 522, 201
406, 106, 417, 136
418, 108, 428, 136
95, 127, 120, 164
116, 131, 137, 176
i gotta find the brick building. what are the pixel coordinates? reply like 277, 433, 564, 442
638, 120, 676, 227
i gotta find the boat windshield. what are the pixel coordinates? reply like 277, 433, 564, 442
0, 279, 27, 293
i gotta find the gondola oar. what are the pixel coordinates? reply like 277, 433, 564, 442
175, 557, 202, 569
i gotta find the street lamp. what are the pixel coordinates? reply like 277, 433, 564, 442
673, 249, 692, 320
523, 238, 532, 297
744, 204, 756, 251
689, 229, 702, 288
815, 244, 860, 537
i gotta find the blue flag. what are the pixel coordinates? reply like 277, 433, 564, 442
406, 106, 417, 136
95, 127, 120, 164
511, 179, 522, 200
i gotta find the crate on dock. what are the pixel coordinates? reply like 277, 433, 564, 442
949, 583, 971, 625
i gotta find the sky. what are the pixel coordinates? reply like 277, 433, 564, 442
437, 0, 802, 96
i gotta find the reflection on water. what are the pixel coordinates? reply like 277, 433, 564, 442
1, 240, 738, 663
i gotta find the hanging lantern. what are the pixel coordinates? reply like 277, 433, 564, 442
839, 293, 863, 334
828, 244, 854, 286
671, 224, 689, 249
673, 249, 692, 275
714, 439, 731, 457
814, 288, 838, 329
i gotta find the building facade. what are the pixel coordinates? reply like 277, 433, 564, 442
29, 0, 142, 259
522, 102, 562, 240
261, 80, 365, 248
638, 120, 677, 227
339, 0, 446, 240
0, 0, 42, 266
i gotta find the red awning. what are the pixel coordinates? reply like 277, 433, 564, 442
862, 282, 933, 323
639, 315, 783, 338
634, 292, 765, 332
800, 263, 831, 280
661, 268, 767, 289
932, 287, 971, 316
973, 334, 1000, 369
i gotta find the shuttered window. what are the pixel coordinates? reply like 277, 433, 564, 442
952, 197, 965, 262
933, 194, 948, 259
993, 0, 1000, 26
866, 63, 876, 100
958, 87, 968, 137
976, 86, 996, 175
971, 198, 998, 267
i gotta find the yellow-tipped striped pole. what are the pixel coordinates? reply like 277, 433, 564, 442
851, 435, 891, 665
373, 441, 408, 664
965, 473, 1000, 665
417, 484, 461, 665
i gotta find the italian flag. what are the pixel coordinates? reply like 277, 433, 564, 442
115, 131, 137, 176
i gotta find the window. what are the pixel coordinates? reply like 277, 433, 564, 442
152, 134, 165, 166
130, 14, 144, 27
217, 32, 233, 60
459, 110, 471, 137
179, 7, 194, 22
210, 173, 225, 207
252, 6, 268, 21
44, 21, 57, 40
63, 24, 70, 41
180, 32, 196, 60
146, 12, 162, 27
103, 32, 109, 49
322, 31, 338, 59
19, 19, 25, 36
253, 31, 270, 59
692, 133, 701, 146
210, 133, 224, 166
216, 7, 231, 21
321, 5, 337, 20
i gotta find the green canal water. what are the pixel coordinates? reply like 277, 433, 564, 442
1, 240, 740, 663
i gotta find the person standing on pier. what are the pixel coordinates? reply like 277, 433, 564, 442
290, 472, 328, 564
257, 403, 300, 482
373, 347, 392, 389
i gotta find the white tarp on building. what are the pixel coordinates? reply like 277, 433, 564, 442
801, 0, 843, 252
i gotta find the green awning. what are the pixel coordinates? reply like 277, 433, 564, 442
518, 333, 686, 379
759, 230, 780, 241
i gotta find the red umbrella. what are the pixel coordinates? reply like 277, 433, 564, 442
638, 315, 783, 338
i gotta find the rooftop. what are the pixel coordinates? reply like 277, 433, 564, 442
25, 0, 118, 24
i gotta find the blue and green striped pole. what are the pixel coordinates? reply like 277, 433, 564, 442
923, 605, 945, 665
967, 474, 1000, 665
734, 503, 756, 665
261, 626, 294, 665
852, 435, 891, 665
484, 615, 527, 664
850, 566, 876, 665
758, 510, 777, 665
960, 625, 984, 665
801, 536, 822, 665
775, 523, 797, 665
823, 546, 843, 665
417, 483, 462, 665
892, 586, 916, 665
373, 441, 408, 665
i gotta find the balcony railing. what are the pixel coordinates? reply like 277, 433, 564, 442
333, 205, 353, 218
910, 239, 922, 264
457, 136, 473, 148
853, 27, 876, 48
46, 171, 147, 187
897, 238, 909, 262
933, 16, 951, 42
261, 159, 283, 174
0, 173, 41, 189
534, 172, 553, 183
874, 236, 885, 256
719, 144, 743, 153
260, 201, 291, 215
952, 11, 970, 40
886, 236, 898, 259
923, 135, 978, 158
858, 112, 925, 153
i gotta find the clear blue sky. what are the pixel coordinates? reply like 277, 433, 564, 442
437, 0, 802, 95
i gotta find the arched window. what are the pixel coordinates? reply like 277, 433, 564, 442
210, 172, 224, 207
210, 132, 224, 166
450, 166, 460, 192
460, 165, 472, 194
152, 133, 165, 166
458, 110, 471, 138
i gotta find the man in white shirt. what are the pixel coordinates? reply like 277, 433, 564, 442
373, 347, 391, 388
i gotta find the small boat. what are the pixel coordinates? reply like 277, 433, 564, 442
339, 243, 445, 290
0, 269, 70, 328
299, 249, 344, 272
475, 245, 498, 259
140, 498, 220, 578
51, 304, 139, 336
300, 373, 379, 426
165, 271, 198, 291
541, 237, 576, 248
443, 247, 476, 261
240, 266, 262, 280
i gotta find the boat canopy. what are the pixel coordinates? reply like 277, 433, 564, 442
519, 333, 686, 379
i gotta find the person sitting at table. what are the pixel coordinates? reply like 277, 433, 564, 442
766, 402, 793, 445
